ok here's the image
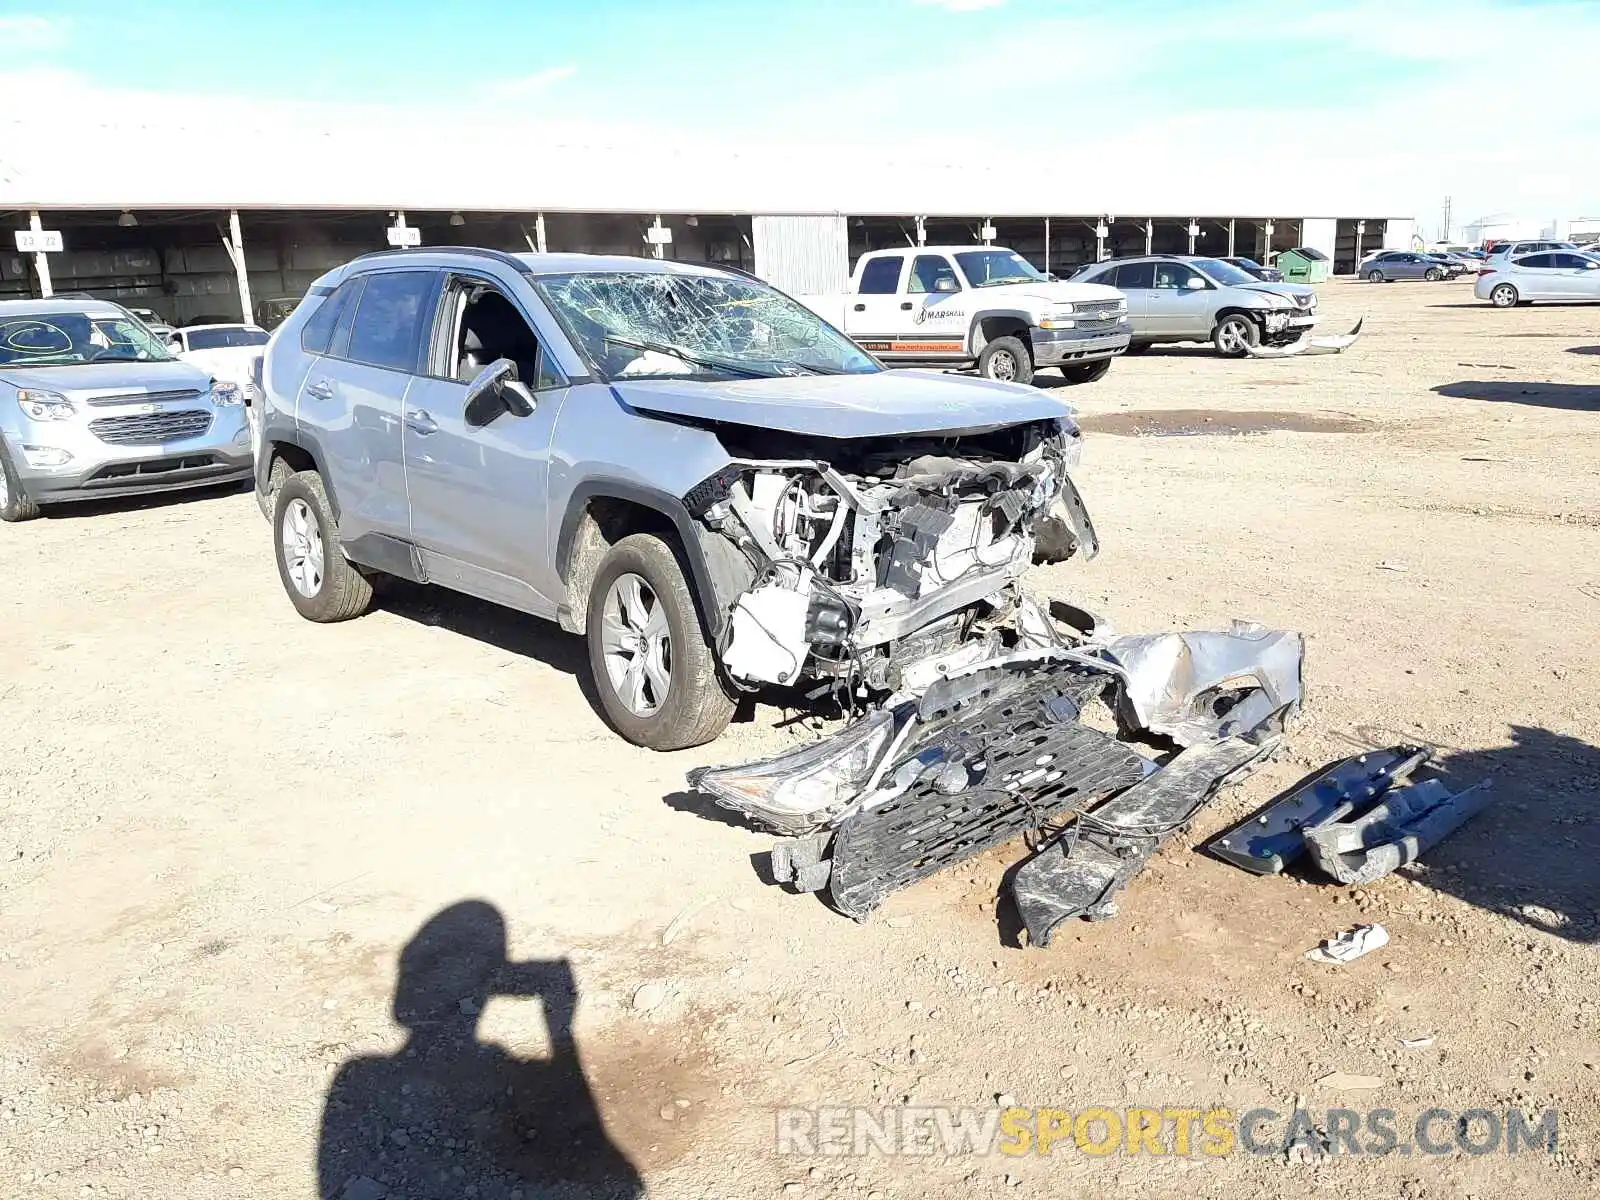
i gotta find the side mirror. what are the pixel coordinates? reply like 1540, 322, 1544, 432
463, 357, 533, 427
1185, 276, 1207, 290
933, 276, 960, 294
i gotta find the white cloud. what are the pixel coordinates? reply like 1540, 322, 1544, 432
910, 0, 1007, 10
0, 14, 65, 50
478, 65, 578, 100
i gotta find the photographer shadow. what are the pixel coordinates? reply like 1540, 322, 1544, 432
318, 901, 642, 1199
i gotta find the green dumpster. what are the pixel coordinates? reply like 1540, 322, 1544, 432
1277, 246, 1332, 283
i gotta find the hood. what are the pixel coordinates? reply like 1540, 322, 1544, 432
613, 369, 1076, 439
1238, 282, 1315, 304
971, 279, 1124, 307
0, 359, 216, 396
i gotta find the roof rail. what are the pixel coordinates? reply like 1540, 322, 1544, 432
346, 246, 530, 271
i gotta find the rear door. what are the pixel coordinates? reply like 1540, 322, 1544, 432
844, 255, 908, 349
297, 269, 438, 541
1107, 262, 1156, 334
1511, 253, 1558, 299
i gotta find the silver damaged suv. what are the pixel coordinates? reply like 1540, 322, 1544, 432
256, 249, 1099, 749
0, 299, 252, 521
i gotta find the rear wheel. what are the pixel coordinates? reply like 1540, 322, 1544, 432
1366, 268, 1384, 283
1490, 282, 1520, 308
1060, 359, 1112, 385
586, 533, 735, 750
977, 336, 1034, 386
0, 440, 41, 523
1213, 314, 1261, 358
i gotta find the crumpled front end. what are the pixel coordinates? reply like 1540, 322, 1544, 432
687, 600, 1305, 942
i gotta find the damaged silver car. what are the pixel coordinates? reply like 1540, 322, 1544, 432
256, 249, 1098, 750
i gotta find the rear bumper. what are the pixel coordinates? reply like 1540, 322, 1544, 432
1028, 325, 1131, 366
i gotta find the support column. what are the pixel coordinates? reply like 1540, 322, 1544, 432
1263, 219, 1276, 262
535, 212, 548, 253
1095, 219, 1107, 262
1144, 219, 1152, 255
915, 215, 927, 247
1227, 218, 1236, 257
1043, 217, 1050, 275
1187, 219, 1199, 254
1354, 220, 1366, 273
29, 210, 52, 298
221, 209, 253, 324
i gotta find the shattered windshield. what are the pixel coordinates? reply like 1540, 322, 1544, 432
0, 311, 176, 367
953, 250, 1047, 288
533, 271, 880, 381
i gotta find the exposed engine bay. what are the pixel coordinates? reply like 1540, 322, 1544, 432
684, 417, 1094, 695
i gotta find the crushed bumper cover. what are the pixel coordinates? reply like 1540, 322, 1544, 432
1245, 317, 1365, 358
687, 608, 1306, 938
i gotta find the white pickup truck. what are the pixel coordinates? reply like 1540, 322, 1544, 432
800, 246, 1130, 386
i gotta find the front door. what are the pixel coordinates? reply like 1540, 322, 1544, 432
1148, 261, 1213, 337
402, 277, 572, 618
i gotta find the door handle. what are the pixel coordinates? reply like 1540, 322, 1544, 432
405, 409, 438, 435
852, 303, 866, 312
900, 302, 914, 310
305, 379, 334, 400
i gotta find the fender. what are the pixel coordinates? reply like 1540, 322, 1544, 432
556, 479, 727, 639
966, 308, 1037, 355
259, 415, 342, 519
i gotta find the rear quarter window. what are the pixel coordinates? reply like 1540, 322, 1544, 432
300, 281, 358, 354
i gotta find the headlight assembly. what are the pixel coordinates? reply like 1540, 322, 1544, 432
16, 389, 74, 421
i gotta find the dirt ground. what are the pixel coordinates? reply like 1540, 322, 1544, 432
2, 279, 1598, 1200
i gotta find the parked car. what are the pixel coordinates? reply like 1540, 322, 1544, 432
1361, 251, 1450, 282
1221, 256, 1284, 283
1072, 255, 1318, 357
254, 297, 303, 330
167, 324, 272, 458
256, 249, 1099, 750
1422, 252, 1470, 278
0, 299, 252, 522
1484, 240, 1579, 265
799, 246, 1129, 386
1474, 251, 1600, 306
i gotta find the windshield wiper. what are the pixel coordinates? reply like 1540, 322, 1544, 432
603, 335, 773, 379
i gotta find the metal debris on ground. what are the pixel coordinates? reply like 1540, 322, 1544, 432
1303, 776, 1495, 886
1306, 922, 1390, 965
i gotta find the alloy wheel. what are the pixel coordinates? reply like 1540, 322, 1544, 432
280, 498, 325, 598
599, 572, 672, 717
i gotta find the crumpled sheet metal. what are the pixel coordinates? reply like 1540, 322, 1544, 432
1245, 317, 1365, 359
1302, 776, 1495, 885
1096, 621, 1304, 747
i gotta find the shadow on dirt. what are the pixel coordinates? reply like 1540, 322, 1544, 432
318, 901, 643, 1199
1433, 380, 1600, 412
1567, 345, 1600, 356
33, 479, 249, 520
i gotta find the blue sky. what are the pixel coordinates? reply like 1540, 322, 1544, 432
4, 0, 1598, 229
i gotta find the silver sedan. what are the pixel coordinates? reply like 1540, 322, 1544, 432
1475, 251, 1600, 306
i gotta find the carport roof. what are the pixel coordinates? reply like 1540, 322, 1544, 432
0, 94, 1412, 221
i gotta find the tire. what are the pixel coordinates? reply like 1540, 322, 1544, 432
976, 335, 1034, 386
272, 470, 373, 622
1212, 313, 1261, 358
1489, 283, 1519, 309
1366, 269, 1384, 283
0, 439, 42, 523
585, 533, 735, 751
1060, 359, 1112, 385
256, 454, 292, 521
1424, 267, 1442, 282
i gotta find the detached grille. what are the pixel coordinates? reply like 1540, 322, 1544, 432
85, 388, 204, 408
89, 410, 213, 445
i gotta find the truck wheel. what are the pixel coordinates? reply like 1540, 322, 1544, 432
1489, 283, 1519, 308
1060, 360, 1111, 385
586, 533, 735, 751
0, 439, 42, 523
1212, 314, 1260, 358
1366, 269, 1384, 283
273, 471, 374, 622
977, 336, 1034, 386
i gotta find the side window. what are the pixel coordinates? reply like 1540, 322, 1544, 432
345, 271, 435, 372
1518, 254, 1555, 270
446, 280, 559, 390
328, 278, 365, 359
1095, 265, 1120, 287
1153, 262, 1199, 289
1117, 261, 1156, 289
300, 280, 358, 355
857, 257, 903, 295
1553, 253, 1591, 269
907, 255, 960, 294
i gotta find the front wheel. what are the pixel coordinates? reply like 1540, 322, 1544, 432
1060, 360, 1112, 385
1424, 267, 1443, 282
0, 439, 42, 523
1366, 269, 1384, 283
586, 533, 735, 750
1213, 314, 1261, 358
977, 336, 1034, 386
1489, 283, 1520, 308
